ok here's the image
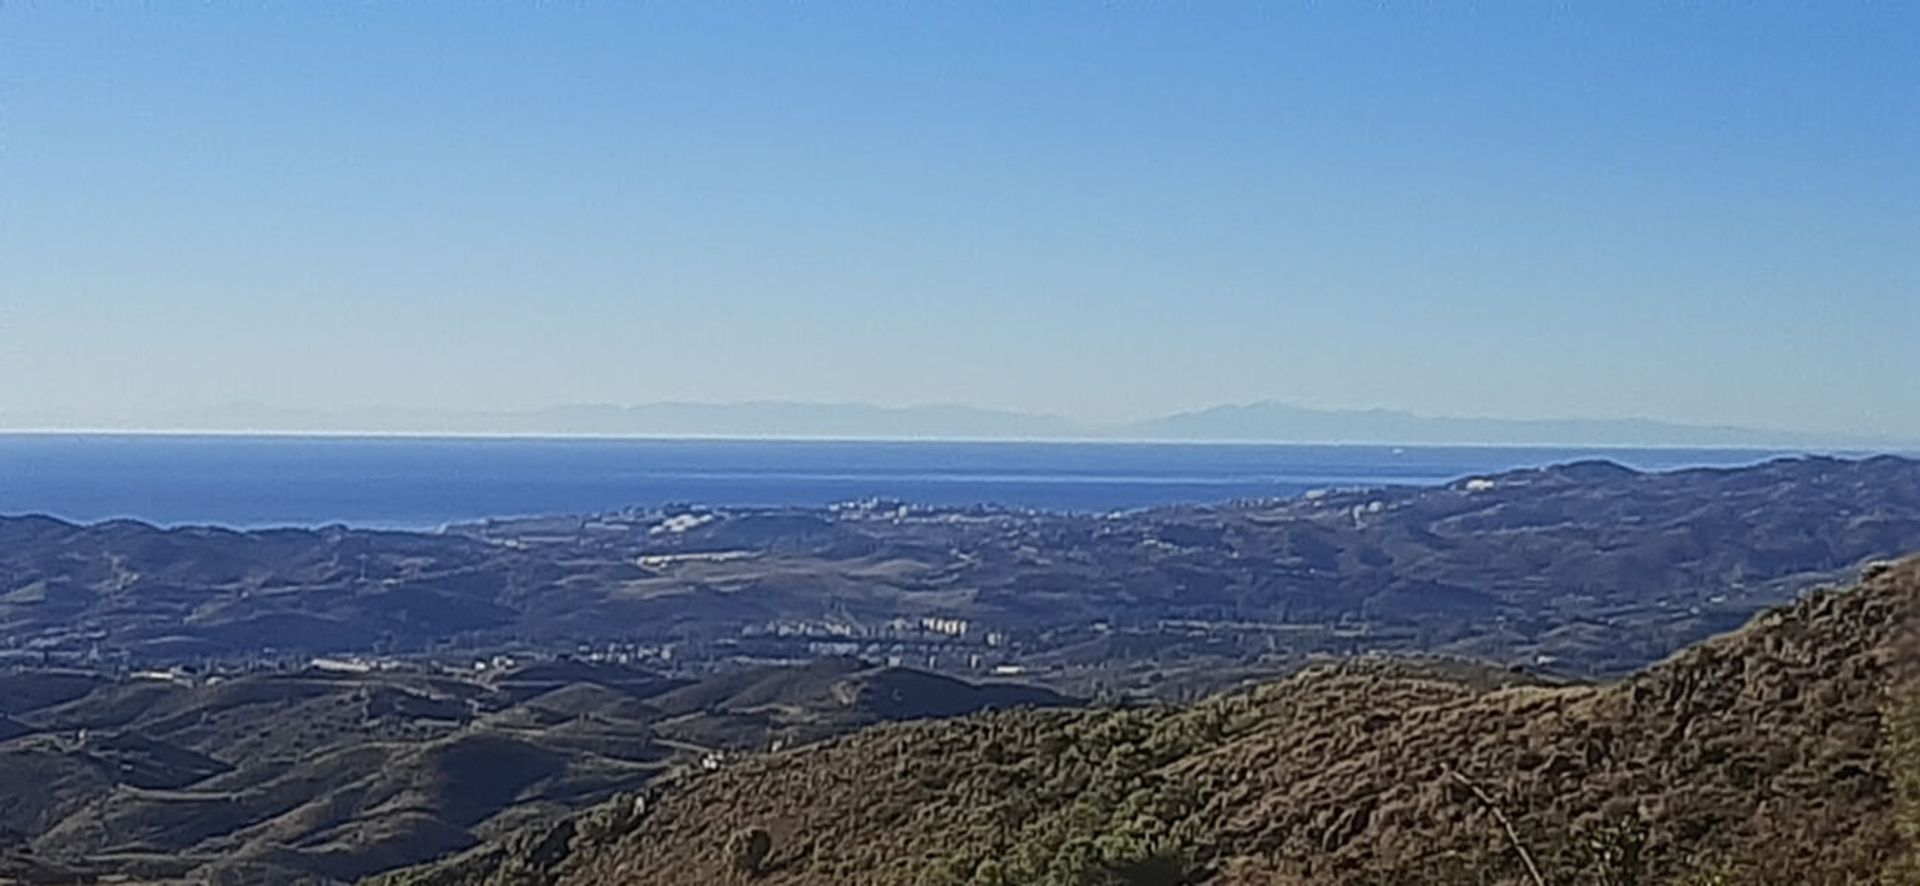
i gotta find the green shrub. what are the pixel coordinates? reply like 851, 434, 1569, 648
727, 825, 773, 875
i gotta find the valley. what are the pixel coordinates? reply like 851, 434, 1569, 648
0, 657, 1062, 883
5, 455, 1918, 687
2, 454, 1919, 883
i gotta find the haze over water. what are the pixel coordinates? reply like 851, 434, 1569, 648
0, 435, 1796, 530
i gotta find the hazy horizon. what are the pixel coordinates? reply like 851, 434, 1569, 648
2, 397, 1912, 450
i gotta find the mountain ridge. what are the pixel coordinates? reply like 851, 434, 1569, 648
5, 454, 1920, 681
5, 399, 1908, 448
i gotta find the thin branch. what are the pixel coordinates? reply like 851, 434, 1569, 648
1445, 767, 1547, 886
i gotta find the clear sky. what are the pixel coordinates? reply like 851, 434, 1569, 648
2, 3, 1915, 437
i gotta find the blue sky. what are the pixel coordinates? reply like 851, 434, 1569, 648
1, 3, 1915, 436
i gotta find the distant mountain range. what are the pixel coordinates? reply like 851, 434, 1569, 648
6, 454, 1920, 676
1127, 401, 1904, 448
4, 399, 1909, 448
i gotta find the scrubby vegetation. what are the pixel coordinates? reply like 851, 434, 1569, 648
386, 557, 1920, 885
0, 658, 1059, 884
1888, 688, 1920, 883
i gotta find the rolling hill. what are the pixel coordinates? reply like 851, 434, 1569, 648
0, 458, 1916, 882
5, 455, 1920, 683
0, 660, 1065, 884
380, 556, 1920, 885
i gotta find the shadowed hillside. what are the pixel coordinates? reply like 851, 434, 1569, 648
0, 660, 1064, 884
379, 557, 1920, 885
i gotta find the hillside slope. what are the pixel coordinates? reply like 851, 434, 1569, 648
7, 456, 1920, 680
0, 661, 1064, 884
384, 556, 1920, 885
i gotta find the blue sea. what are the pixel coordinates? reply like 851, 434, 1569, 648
0, 434, 1794, 530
